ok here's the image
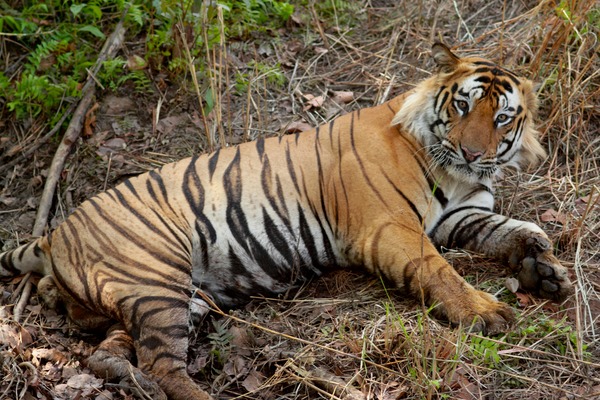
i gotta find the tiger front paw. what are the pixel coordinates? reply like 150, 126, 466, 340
510, 233, 573, 301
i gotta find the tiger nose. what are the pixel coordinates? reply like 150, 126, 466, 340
461, 145, 483, 162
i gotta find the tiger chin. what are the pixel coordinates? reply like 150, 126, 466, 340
0, 43, 573, 400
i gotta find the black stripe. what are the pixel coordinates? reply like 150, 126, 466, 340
328, 119, 335, 146
223, 150, 289, 282
497, 116, 525, 160
77, 200, 192, 282
429, 206, 492, 238
475, 76, 491, 84
208, 148, 220, 182
478, 217, 510, 246
256, 137, 265, 161
285, 142, 302, 196
261, 154, 292, 233
336, 129, 350, 234
183, 156, 217, 243
297, 204, 323, 271
111, 186, 190, 265
0, 249, 20, 274
262, 208, 295, 264
436, 91, 449, 114
146, 171, 191, 252
349, 112, 389, 208
500, 80, 513, 93
451, 214, 496, 248
381, 169, 423, 224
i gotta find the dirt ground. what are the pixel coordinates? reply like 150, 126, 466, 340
1, 0, 599, 399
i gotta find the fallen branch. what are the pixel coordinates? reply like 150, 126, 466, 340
12, 273, 32, 322
289, 364, 365, 400
31, 9, 128, 237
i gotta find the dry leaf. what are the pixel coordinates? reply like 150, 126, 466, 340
83, 102, 99, 138
331, 90, 354, 104
32, 348, 68, 365
505, 277, 520, 293
66, 373, 103, 390
223, 355, 246, 377
515, 292, 533, 307
575, 193, 599, 215
126, 54, 147, 70
188, 354, 208, 375
241, 369, 265, 392
0, 196, 17, 206
540, 209, 567, 224
303, 94, 325, 110
284, 120, 313, 133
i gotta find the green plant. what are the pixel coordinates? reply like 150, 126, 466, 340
207, 319, 233, 369
0, 0, 130, 125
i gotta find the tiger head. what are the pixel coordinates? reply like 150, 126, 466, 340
393, 43, 546, 183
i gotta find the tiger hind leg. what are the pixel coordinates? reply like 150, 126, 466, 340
87, 324, 168, 400
120, 291, 213, 400
38, 275, 113, 330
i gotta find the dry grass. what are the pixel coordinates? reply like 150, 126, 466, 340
1, 0, 599, 399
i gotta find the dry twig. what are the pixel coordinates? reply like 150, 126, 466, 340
31, 9, 129, 236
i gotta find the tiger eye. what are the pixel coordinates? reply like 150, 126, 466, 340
496, 114, 509, 123
456, 100, 469, 113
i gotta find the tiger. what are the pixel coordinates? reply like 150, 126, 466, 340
0, 43, 573, 400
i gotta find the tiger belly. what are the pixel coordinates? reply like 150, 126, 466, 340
189, 192, 340, 310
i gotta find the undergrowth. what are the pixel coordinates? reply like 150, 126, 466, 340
0, 0, 294, 128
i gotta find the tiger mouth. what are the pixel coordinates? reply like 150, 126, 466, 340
429, 143, 498, 180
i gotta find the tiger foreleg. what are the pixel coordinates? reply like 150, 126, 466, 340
430, 210, 573, 301
363, 224, 514, 334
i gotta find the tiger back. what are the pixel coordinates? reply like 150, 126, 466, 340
0, 43, 572, 400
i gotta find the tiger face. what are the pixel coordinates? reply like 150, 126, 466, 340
394, 43, 545, 183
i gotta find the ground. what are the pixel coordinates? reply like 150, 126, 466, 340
1, 1, 599, 399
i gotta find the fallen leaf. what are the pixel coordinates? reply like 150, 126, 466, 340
241, 369, 265, 392
32, 348, 68, 365
188, 354, 207, 374
126, 54, 147, 70
223, 355, 246, 377
515, 292, 533, 307
103, 137, 127, 150
83, 102, 99, 138
303, 94, 325, 110
284, 120, 313, 134
66, 373, 103, 390
0, 196, 17, 206
540, 209, 567, 224
95, 390, 114, 400
0, 325, 33, 351
331, 90, 354, 104
504, 277, 520, 293
575, 193, 599, 215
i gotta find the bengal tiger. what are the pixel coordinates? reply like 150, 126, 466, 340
0, 43, 573, 400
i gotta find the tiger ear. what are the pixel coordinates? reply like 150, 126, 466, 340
432, 42, 460, 73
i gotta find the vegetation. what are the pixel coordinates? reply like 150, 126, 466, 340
0, 0, 293, 126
